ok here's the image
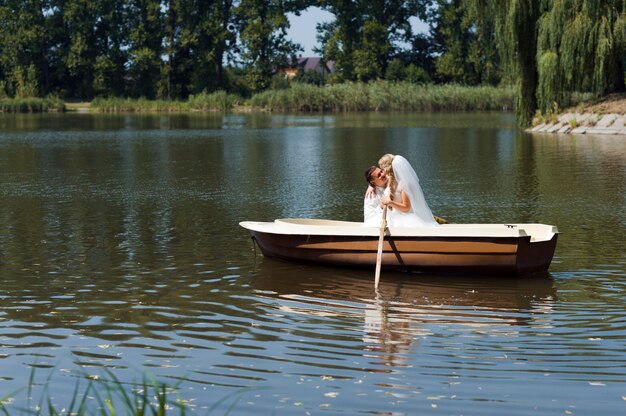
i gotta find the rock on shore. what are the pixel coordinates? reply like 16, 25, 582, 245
531, 113, 626, 135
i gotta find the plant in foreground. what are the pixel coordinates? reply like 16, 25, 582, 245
0, 366, 257, 416
0, 368, 186, 416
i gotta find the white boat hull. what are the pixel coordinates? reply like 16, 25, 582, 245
240, 219, 559, 276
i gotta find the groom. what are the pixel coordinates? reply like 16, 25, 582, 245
363, 166, 388, 225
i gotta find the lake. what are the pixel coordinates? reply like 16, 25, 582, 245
0, 112, 625, 415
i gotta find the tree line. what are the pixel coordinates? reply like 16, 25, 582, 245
1, 0, 625, 125
0, 0, 480, 99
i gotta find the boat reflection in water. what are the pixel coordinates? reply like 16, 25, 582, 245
248, 259, 557, 368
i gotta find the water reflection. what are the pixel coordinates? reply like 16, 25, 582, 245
249, 260, 557, 368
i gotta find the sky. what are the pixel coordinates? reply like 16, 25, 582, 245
287, 7, 429, 57
286, 7, 334, 56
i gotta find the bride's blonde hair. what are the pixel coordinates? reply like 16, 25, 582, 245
378, 153, 396, 206
378, 153, 394, 172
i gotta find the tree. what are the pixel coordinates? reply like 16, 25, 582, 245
385, 59, 430, 83
0, 0, 50, 96
536, 0, 626, 115
469, 0, 626, 126
234, 0, 303, 92
55, 0, 131, 98
62, 0, 99, 98
405, 63, 430, 84
293, 67, 326, 85
92, 0, 129, 97
466, 1, 544, 126
169, 0, 237, 97
127, 0, 164, 98
317, 0, 426, 82
353, 20, 390, 81
429, 0, 500, 85
395, 32, 436, 78
315, 1, 361, 81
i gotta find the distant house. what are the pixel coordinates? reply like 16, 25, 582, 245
280, 57, 334, 79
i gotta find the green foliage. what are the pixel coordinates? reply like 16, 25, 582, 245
188, 90, 241, 111
0, 1, 47, 96
0, 81, 8, 99
14, 65, 39, 98
318, 0, 426, 83
223, 66, 254, 98
234, 0, 302, 92
0, 0, 242, 100
405, 64, 431, 84
1, 0, 621, 127
315, 3, 360, 82
91, 91, 239, 112
127, 0, 164, 99
537, 0, 626, 116
353, 20, 391, 82
90, 82, 512, 114
536, 50, 561, 115
93, 56, 120, 97
247, 81, 512, 112
167, 0, 237, 98
432, 0, 501, 85
384, 60, 431, 84
270, 75, 291, 90
469, 0, 626, 126
0, 96, 65, 113
293, 68, 327, 86
0, 368, 187, 415
385, 60, 405, 82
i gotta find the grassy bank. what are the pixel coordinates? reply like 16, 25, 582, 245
0, 96, 65, 113
91, 90, 241, 112
89, 82, 514, 113
2, 83, 513, 114
249, 82, 514, 112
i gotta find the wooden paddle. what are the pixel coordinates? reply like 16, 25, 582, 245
374, 204, 388, 289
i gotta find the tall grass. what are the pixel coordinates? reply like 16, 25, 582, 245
187, 90, 241, 111
0, 368, 187, 416
0, 96, 65, 113
91, 91, 241, 113
248, 81, 514, 112
89, 82, 513, 114
0, 367, 250, 415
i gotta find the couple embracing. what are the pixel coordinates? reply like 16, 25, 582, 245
363, 154, 439, 228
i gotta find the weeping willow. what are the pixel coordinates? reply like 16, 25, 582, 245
537, 0, 626, 115
467, 0, 544, 126
469, 0, 626, 126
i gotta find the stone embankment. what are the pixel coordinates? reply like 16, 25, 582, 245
531, 113, 626, 135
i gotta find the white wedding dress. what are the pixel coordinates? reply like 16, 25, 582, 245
385, 155, 438, 228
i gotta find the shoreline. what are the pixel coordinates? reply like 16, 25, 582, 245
0, 83, 515, 114
530, 112, 626, 135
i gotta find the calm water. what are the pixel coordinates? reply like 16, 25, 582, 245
0, 112, 625, 415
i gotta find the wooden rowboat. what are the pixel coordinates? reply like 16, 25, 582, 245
239, 219, 559, 276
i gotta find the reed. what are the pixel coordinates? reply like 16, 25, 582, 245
0, 369, 186, 416
9, 83, 513, 114
91, 91, 240, 112
0, 96, 65, 113
247, 81, 514, 112
91, 97, 185, 112
187, 90, 241, 111
0, 367, 249, 415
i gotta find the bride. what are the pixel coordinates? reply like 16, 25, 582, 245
374, 154, 438, 228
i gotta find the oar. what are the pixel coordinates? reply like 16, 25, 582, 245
374, 205, 388, 289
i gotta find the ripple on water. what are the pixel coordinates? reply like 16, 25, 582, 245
1, 115, 625, 415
